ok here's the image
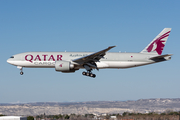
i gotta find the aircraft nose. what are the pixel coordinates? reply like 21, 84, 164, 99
7, 58, 13, 64
7, 58, 10, 63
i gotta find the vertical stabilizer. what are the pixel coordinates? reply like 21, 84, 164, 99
141, 28, 171, 55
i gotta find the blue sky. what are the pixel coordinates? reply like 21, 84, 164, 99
0, 0, 180, 103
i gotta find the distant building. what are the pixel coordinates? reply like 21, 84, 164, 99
101, 113, 107, 116
0, 116, 27, 120
110, 116, 117, 119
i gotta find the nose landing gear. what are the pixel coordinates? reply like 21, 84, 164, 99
17, 66, 24, 75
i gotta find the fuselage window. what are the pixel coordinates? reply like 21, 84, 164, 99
10, 56, 14, 58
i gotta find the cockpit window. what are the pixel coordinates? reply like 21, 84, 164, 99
10, 56, 14, 58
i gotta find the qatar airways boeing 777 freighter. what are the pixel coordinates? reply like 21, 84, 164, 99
7, 28, 172, 78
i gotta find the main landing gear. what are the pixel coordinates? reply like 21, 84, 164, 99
82, 71, 96, 78
17, 66, 24, 75
82, 65, 96, 78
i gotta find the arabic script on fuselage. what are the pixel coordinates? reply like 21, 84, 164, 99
70, 54, 88, 57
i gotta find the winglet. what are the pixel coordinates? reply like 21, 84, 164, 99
108, 46, 116, 50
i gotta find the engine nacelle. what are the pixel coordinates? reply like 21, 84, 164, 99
55, 60, 75, 72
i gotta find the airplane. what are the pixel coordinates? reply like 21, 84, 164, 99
7, 28, 172, 78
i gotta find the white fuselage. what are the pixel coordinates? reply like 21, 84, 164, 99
7, 52, 164, 70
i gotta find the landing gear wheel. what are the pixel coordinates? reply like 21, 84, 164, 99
92, 74, 96, 78
90, 74, 96, 78
90, 73, 94, 77
86, 72, 90, 76
20, 72, 24, 75
82, 72, 86, 75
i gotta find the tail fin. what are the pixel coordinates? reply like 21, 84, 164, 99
140, 28, 171, 55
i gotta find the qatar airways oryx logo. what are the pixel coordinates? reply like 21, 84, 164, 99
59, 63, 63, 67
25, 54, 63, 63
146, 31, 170, 55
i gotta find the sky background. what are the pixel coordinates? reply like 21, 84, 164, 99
0, 0, 180, 103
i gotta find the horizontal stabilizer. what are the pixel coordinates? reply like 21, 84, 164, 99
149, 54, 173, 60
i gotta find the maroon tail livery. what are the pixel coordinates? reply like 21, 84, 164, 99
141, 28, 171, 55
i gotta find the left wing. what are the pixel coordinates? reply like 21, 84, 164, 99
73, 46, 116, 65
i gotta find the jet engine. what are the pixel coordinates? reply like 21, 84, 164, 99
55, 60, 75, 73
